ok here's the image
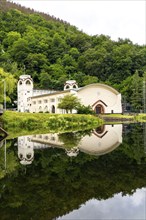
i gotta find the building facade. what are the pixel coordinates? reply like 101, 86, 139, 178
17, 75, 122, 114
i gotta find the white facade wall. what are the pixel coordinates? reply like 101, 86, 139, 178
29, 91, 71, 113
77, 84, 122, 113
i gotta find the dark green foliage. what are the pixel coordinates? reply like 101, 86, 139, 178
0, 1, 146, 109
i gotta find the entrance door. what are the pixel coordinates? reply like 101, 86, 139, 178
95, 104, 104, 114
51, 105, 55, 113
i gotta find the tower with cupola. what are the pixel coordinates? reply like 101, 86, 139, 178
64, 80, 78, 90
17, 75, 33, 112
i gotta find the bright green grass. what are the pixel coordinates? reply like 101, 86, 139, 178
1, 111, 103, 138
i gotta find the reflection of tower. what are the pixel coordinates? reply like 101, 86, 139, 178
64, 80, 78, 90
65, 147, 79, 157
18, 136, 34, 165
17, 75, 33, 112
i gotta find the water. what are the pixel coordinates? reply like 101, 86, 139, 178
0, 123, 146, 220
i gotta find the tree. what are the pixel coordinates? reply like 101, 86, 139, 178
0, 67, 16, 105
3, 31, 21, 48
130, 71, 143, 112
58, 94, 81, 113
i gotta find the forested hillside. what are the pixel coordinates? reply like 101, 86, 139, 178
0, 0, 146, 111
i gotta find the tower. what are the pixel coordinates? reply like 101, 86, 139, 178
17, 75, 33, 112
64, 80, 78, 90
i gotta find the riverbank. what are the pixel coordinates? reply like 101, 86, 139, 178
100, 113, 146, 123
0, 111, 103, 137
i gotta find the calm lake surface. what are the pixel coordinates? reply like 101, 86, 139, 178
0, 123, 146, 220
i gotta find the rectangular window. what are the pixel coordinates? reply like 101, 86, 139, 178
58, 98, 61, 102
33, 101, 36, 104
38, 100, 42, 104
50, 98, 55, 102
44, 99, 48, 103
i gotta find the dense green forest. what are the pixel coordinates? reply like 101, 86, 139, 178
0, 0, 146, 111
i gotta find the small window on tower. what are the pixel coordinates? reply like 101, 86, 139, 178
73, 85, 77, 89
26, 80, 31, 85
65, 85, 70, 89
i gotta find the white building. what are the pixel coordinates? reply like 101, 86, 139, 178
17, 75, 122, 114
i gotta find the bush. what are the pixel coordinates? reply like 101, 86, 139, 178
76, 105, 95, 115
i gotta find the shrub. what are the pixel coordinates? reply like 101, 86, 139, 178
76, 105, 95, 115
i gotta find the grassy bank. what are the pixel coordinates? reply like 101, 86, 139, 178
1, 111, 103, 137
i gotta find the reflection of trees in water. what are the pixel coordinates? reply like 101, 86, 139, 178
122, 123, 146, 164
0, 124, 146, 219
58, 129, 92, 148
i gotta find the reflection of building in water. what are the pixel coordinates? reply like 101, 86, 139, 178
18, 124, 122, 164
18, 133, 64, 165
78, 124, 122, 156
31, 133, 64, 147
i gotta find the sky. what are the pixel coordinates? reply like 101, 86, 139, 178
57, 188, 146, 220
10, 0, 146, 45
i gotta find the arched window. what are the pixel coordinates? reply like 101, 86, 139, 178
19, 81, 22, 85
39, 106, 42, 112
25, 80, 31, 85
65, 85, 70, 90
51, 105, 55, 113
19, 153, 23, 159
26, 153, 33, 161
44, 106, 48, 113
73, 84, 77, 89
